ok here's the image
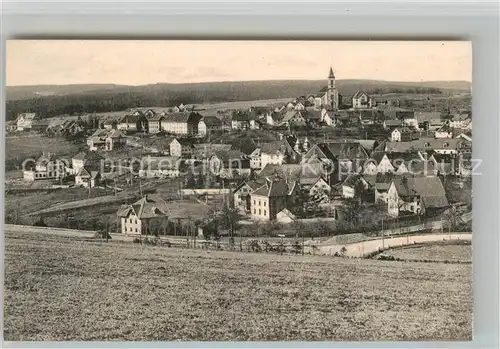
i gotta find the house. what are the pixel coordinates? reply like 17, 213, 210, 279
280, 110, 308, 128
276, 209, 296, 224
102, 120, 117, 130
16, 113, 38, 131
320, 109, 337, 126
117, 195, 170, 235
250, 176, 297, 221
5, 120, 17, 133
192, 143, 232, 160
387, 175, 449, 217
305, 140, 373, 179
208, 150, 251, 178
307, 177, 332, 205
233, 180, 264, 212
198, 115, 223, 136
373, 174, 394, 203
383, 119, 403, 130
75, 167, 102, 188
455, 132, 472, 142
117, 111, 148, 133
87, 129, 126, 151
434, 124, 453, 139
138, 156, 181, 178
147, 114, 165, 134
391, 127, 419, 142
352, 91, 372, 109
341, 174, 372, 199
169, 138, 194, 158
105, 129, 127, 151
231, 110, 259, 130
415, 111, 444, 130
23, 152, 66, 181
385, 137, 471, 155
258, 141, 288, 169
449, 113, 472, 130
161, 112, 203, 135
71, 151, 105, 175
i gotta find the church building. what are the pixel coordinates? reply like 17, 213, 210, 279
314, 67, 341, 110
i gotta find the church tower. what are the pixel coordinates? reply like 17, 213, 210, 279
327, 67, 339, 110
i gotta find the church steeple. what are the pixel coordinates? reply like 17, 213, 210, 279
327, 66, 339, 110
328, 66, 335, 79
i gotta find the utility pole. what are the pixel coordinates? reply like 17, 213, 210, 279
382, 217, 385, 249
301, 229, 304, 256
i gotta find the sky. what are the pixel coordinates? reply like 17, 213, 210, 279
6, 40, 472, 86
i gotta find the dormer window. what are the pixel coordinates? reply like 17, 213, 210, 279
424, 142, 430, 147
443, 142, 449, 148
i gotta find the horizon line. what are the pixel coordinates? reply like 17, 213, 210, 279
6, 78, 473, 88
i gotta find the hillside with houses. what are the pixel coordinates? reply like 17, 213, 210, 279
6, 67, 472, 240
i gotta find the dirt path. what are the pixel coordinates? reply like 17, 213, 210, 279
319, 233, 472, 257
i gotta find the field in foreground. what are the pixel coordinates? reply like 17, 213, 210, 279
384, 243, 472, 263
4, 230, 472, 341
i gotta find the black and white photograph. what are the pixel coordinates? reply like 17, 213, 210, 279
4, 40, 473, 341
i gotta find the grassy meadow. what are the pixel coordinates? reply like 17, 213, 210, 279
384, 243, 472, 263
4, 230, 472, 341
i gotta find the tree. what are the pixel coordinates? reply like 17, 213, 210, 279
221, 206, 241, 246
340, 198, 363, 226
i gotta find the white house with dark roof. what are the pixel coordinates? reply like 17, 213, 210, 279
233, 180, 264, 213
23, 152, 66, 181
16, 113, 38, 131
75, 167, 102, 188
198, 115, 223, 136
161, 112, 203, 135
117, 195, 170, 235
352, 91, 373, 109
387, 175, 449, 217
250, 176, 297, 221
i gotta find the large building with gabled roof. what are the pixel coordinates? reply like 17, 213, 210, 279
117, 195, 171, 235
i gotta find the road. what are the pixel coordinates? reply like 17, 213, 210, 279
318, 233, 472, 258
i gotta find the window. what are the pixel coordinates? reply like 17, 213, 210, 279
135, 219, 137, 224
259, 201, 261, 206
253, 200, 256, 205
254, 209, 256, 214
264, 210, 267, 216
264, 201, 266, 207
129, 218, 132, 223
135, 228, 138, 233
259, 209, 261, 215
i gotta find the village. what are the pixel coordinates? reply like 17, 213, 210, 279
5, 67, 473, 245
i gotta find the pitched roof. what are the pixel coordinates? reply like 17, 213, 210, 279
259, 141, 287, 154
200, 115, 222, 127
385, 138, 467, 152
353, 91, 370, 99
392, 176, 449, 209
252, 177, 292, 197
318, 141, 371, 160
18, 113, 37, 120
117, 195, 170, 219
107, 129, 126, 138
232, 110, 258, 122
415, 111, 442, 123
163, 112, 203, 124
233, 180, 265, 194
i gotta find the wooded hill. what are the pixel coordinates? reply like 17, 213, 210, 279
6, 79, 471, 121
